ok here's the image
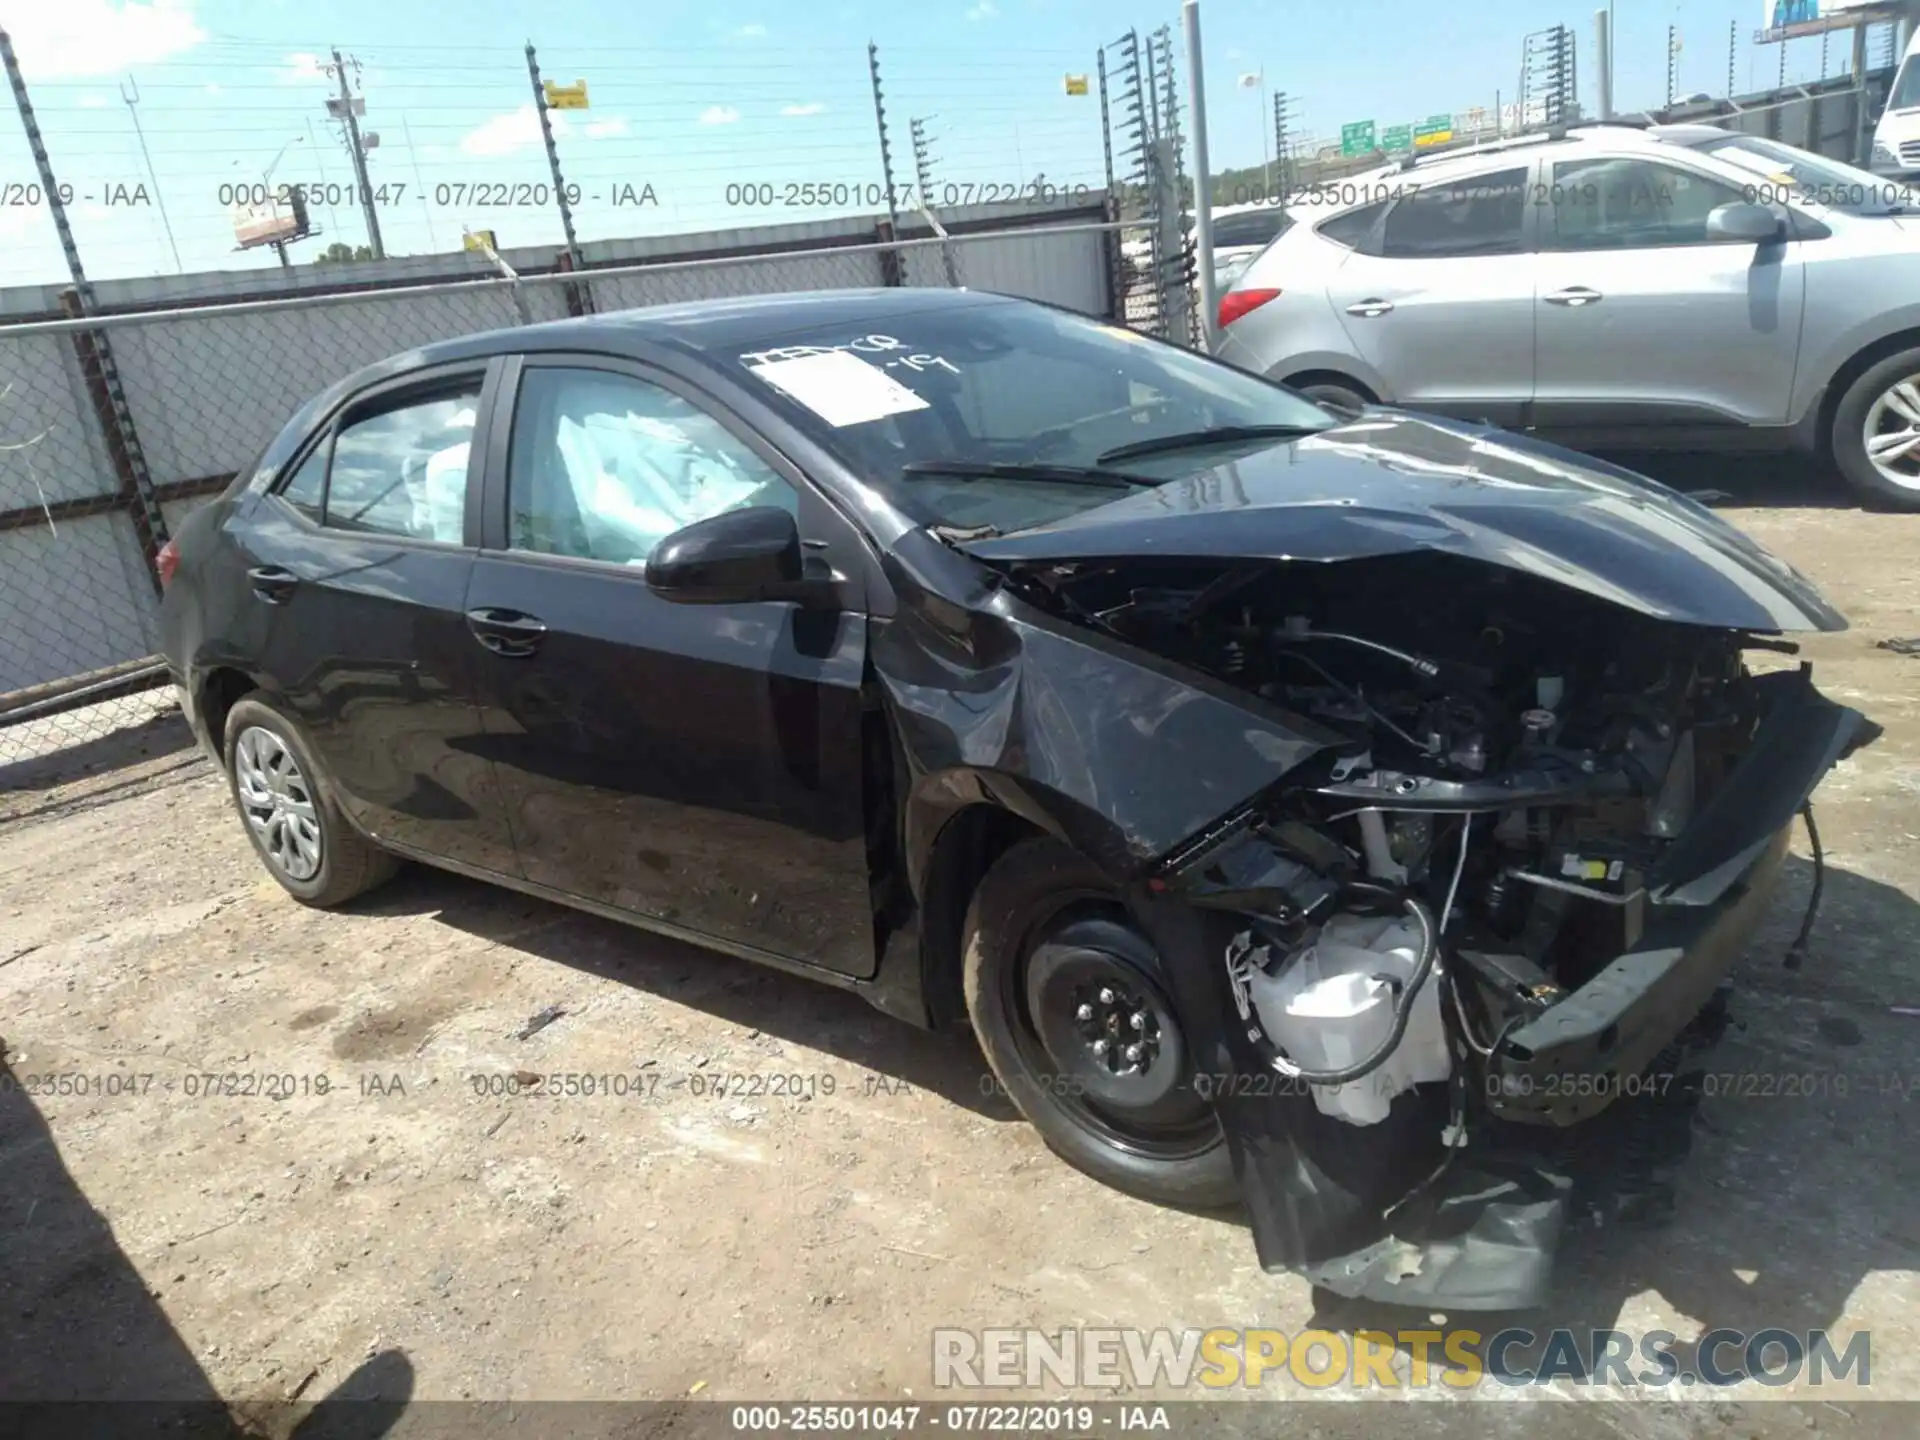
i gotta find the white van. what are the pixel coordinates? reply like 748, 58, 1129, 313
1872, 30, 1920, 180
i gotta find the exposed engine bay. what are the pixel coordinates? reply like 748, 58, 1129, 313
981, 547, 1874, 1305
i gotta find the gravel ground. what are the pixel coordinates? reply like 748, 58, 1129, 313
2, 458, 1916, 1436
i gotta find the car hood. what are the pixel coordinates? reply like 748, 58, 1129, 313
960, 412, 1845, 633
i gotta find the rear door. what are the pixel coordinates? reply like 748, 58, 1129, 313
464, 355, 879, 976
225, 360, 523, 876
1532, 154, 1806, 429
1322, 163, 1538, 424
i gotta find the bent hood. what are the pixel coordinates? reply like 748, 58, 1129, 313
961, 413, 1845, 633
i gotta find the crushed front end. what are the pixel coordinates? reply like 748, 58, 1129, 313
1031, 550, 1875, 1309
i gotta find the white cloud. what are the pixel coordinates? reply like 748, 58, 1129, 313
460, 103, 570, 156
582, 117, 629, 139
780, 102, 826, 117
966, 1, 999, 19
278, 51, 329, 85
699, 105, 742, 125
735, 23, 768, 38
8, 0, 205, 79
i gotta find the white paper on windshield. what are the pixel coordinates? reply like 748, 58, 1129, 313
747, 349, 930, 427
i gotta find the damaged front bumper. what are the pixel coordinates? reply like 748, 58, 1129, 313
1143, 666, 1872, 1311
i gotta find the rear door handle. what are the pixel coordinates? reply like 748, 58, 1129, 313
247, 565, 299, 605
1543, 286, 1603, 307
466, 607, 548, 658
1345, 298, 1395, 318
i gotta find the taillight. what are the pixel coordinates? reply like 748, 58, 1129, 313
1219, 287, 1282, 329
156, 538, 181, 588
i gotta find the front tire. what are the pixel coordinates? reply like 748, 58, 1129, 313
1831, 348, 1920, 508
961, 837, 1238, 1208
222, 694, 398, 908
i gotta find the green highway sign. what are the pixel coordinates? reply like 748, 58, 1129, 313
1381, 124, 1413, 152
1339, 119, 1377, 156
1413, 112, 1454, 148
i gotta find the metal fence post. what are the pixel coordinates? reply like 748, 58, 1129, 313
868, 41, 906, 287
909, 118, 961, 288
526, 42, 592, 313
1095, 49, 1125, 322
1, 25, 168, 585
1182, 1, 1218, 353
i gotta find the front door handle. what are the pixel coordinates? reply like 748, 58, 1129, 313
1345, 298, 1395, 318
466, 607, 548, 658
247, 565, 299, 605
1543, 286, 1603, 307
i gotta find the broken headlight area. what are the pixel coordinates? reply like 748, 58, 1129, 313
1109, 552, 1876, 1308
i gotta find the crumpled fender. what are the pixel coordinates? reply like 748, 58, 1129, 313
873, 529, 1337, 895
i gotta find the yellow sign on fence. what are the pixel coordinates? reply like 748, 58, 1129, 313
1062, 73, 1090, 96
543, 79, 590, 110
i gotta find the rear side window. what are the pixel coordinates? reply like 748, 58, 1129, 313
1380, 167, 1529, 257
323, 388, 481, 543
1315, 201, 1388, 251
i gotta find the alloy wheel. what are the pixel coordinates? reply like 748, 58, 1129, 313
234, 726, 323, 882
1864, 374, 1920, 492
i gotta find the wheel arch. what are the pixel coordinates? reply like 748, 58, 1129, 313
911, 795, 1052, 1031
1812, 325, 1920, 460
1277, 367, 1381, 406
197, 664, 262, 762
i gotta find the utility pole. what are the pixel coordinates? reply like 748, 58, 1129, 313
1272, 92, 1293, 201
328, 49, 385, 259
1181, 0, 1218, 353
1596, 8, 1614, 119
119, 79, 181, 272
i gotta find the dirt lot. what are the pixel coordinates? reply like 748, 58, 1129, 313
3, 464, 1918, 1435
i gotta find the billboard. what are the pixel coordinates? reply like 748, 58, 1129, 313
233, 189, 312, 250
1760, 0, 1895, 42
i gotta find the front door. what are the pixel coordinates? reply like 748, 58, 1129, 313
1323, 164, 1538, 425
230, 363, 523, 875
1532, 154, 1806, 429
464, 358, 878, 976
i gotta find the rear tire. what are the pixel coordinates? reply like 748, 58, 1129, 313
1287, 374, 1375, 419
1831, 347, 1920, 509
961, 837, 1238, 1209
222, 695, 398, 908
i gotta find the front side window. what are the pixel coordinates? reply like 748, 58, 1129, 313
507, 368, 799, 566
1544, 158, 1750, 249
1379, 167, 1528, 258
723, 298, 1335, 537
323, 388, 480, 542
1890, 55, 1920, 112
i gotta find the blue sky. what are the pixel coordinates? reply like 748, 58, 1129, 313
0, 0, 1901, 285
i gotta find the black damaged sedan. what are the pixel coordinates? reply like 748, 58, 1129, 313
159, 289, 1873, 1310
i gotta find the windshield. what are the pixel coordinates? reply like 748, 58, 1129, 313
1681, 132, 1918, 213
723, 299, 1335, 536
1892, 55, 1920, 113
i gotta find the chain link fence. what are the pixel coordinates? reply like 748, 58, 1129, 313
0, 204, 1152, 779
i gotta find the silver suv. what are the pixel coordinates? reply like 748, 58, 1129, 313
1215, 124, 1920, 507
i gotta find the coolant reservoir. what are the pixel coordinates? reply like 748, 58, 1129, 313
1245, 914, 1451, 1126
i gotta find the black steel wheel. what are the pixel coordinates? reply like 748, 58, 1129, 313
962, 836, 1237, 1207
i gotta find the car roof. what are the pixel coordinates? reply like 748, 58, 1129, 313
409, 286, 1014, 367
1279, 122, 1720, 217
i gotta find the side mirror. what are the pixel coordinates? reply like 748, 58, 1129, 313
1705, 201, 1785, 243
645, 505, 827, 606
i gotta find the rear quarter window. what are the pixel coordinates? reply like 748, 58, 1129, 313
1313, 200, 1389, 253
